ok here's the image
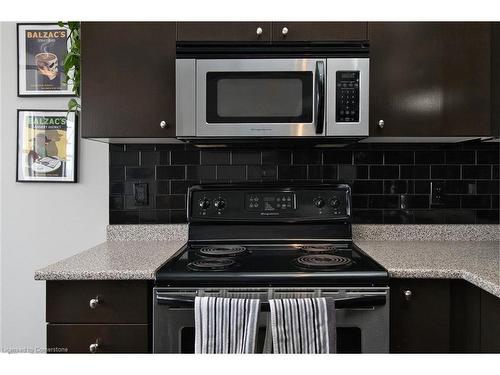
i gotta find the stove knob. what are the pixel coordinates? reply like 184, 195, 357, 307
199, 198, 210, 209
313, 198, 325, 208
214, 199, 226, 210
329, 198, 341, 208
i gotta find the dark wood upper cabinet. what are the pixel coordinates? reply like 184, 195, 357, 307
272, 22, 368, 42
81, 22, 176, 138
492, 23, 500, 136
369, 22, 492, 137
177, 22, 272, 42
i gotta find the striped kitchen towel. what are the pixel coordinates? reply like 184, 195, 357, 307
268, 298, 336, 354
194, 296, 260, 354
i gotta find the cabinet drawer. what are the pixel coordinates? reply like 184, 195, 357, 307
47, 324, 149, 353
46, 281, 150, 323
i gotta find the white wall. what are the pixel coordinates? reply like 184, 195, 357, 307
0, 22, 108, 352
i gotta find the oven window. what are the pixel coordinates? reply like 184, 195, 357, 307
178, 326, 361, 353
206, 72, 313, 123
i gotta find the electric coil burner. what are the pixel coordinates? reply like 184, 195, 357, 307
187, 258, 238, 271
154, 184, 390, 353
294, 254, 352, 269
198, 246, 248, 257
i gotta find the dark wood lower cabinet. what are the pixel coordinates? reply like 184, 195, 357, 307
391, 278, 500, 353
45, 278, 499, 353
480, 289, 500, 352
46, 281, 152, 354
47, 324, 149, 353
390, 279, 451, 353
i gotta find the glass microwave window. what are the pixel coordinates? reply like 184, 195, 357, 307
206, 72, 313, 124
217, 78, 303, 117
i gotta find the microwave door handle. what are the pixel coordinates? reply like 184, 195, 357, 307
315, 61, 325, 135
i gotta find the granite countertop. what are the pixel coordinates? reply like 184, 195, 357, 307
34, 224, 500, 299
356, 241, 500, 298
34, 240, 185, 280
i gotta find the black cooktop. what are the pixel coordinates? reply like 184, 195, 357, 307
155, 241, 388, 287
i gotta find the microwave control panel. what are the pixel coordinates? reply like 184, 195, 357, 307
336, 71, 360, 123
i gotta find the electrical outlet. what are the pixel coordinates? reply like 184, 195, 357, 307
431, 181, 445, 207
134, 183, 149, 206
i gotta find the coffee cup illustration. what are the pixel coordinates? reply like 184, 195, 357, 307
35, 52, 58, 80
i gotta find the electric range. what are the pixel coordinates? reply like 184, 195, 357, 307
153, 184, 390, 353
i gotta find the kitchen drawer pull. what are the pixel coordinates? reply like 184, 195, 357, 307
89, 297, 99, 309
89, 340, 99, 353
282, 27, 289, 36
403, 290, 412, 301
256, 27, 263, 36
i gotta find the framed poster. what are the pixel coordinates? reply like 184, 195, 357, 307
17, 23, 73, 96
17, 110, 77, 182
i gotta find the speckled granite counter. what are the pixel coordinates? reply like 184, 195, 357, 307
356, 241, 500, 298
35, 225, 500, 299
34, 240, 185, 280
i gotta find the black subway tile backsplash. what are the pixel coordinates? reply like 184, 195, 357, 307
186, 165, 216, 180
201, 150, 231, 165
217, 165, 246, 181
462, 165, 491, 179
384, 151, 414, 164
431, 165, 461, 179
109, 143, 499, 224
156, 166, 185, 180
400, 165, 430, 179
370, 165, 399, 179
415, 151, 445, 164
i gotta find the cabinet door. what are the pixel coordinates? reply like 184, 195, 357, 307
480, 290, 500, 352
272, 22, 367, 42
177, 22, 272, 42
369, 22, 491, 137
81, 22, 176, 138
390, 279, 450, 353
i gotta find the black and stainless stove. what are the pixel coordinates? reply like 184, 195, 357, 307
154, 184, 389, 353
156, 241, 387, 286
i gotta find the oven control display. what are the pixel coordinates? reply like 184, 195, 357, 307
245, 193, 295, 212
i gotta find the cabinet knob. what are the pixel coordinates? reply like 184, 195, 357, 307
256, 27, 263, 36
89, 340, 99, 353
403, 290, 412, 301
378, 120, 385, 129
160, 120, 167, 129
89, 297, 99, 309
282, 27, 289, 36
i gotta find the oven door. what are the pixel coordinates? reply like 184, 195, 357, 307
194, 59, 326, 137
153, 287, 389, 353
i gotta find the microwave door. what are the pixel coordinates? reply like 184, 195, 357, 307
195, 59, 326, 137
326, 58, 370, 137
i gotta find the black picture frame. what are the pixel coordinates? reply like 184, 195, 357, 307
17, 23, 74, 97
16, 109, 78, 183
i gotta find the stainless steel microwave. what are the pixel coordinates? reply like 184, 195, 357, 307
176, 56, 369, 139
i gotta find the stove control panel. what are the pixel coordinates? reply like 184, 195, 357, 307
245, 193, 295, 212
190, 185, 351, 222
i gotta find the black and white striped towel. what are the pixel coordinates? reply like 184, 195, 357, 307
194, 296, 260, 354
268, 298, 336, 354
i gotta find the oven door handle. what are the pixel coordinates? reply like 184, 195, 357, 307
314, 60, 325, 135
156, 294, 385, 310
